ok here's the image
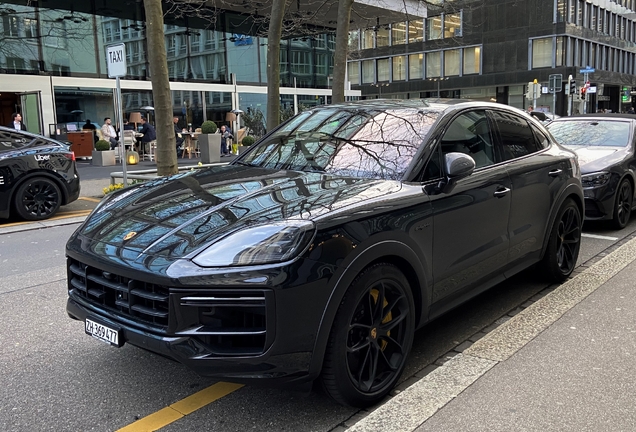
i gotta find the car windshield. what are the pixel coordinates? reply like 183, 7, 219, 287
238, 107, 440, 180
547, 120, 631, 147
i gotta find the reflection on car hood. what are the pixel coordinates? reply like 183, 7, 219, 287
75, 165, 401, 260
563, 146, 624, 171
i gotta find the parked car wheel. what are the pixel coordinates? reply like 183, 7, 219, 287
612, 179, 633, 229
14, 177, 62, 221
321, 264, 415, 407
540, 199, 582, 282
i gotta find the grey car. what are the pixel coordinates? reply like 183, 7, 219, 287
547, 114, 636, 229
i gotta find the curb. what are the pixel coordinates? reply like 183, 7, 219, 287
346, 234, 636, 432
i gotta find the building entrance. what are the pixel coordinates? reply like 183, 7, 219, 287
0, 92, 43, 134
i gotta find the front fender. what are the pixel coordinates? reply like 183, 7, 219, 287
540, 179, 584, 259
307, 235, 430, 381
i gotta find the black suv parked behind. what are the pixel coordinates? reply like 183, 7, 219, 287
0, 126, 80, 221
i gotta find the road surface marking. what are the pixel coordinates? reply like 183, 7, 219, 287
78, 196, 102, 203
116, 382, 243, 431
581, 233, 619, 241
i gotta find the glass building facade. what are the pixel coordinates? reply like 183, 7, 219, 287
0, 0, 356, 135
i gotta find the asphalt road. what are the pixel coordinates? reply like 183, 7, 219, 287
0, 217, 635, 432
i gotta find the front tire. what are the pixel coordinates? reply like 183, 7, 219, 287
539, 198, 582, 282
321, 264, 415, 407
612, 179, 632, 230
13, 177, 62, 221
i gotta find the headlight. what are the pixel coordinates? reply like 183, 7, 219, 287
192, 220, 316, 267
581, 171, 611, 188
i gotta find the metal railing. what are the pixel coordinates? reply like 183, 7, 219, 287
109, 162, 229, 185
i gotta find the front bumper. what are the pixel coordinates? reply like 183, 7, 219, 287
65, 254, 334, 385
582, 184, 616, 221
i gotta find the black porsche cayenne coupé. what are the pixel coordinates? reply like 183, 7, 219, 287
66, 100, 583, 407
0, 126, 80, 221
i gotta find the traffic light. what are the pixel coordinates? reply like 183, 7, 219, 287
580, 86, 586, 100
569, 79, 577, 95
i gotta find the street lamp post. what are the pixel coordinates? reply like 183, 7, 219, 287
428, 77, 449, 98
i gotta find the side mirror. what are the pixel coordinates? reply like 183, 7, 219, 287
435, 152, 475, 195
445, 152, 475, 179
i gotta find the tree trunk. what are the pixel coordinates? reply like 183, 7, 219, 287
143, 0, 178, 176
331, 0, 354, 104
266, 0, 288, 132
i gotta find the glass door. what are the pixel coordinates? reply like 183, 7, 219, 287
19, 92, 43, 135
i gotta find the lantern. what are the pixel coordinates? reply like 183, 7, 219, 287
127, 150, 139, 165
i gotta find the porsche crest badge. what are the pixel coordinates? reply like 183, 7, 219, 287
123, 231, 137, 241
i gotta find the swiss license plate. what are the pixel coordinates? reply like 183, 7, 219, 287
85, 318, 120, 347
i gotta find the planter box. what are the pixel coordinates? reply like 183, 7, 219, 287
198, 134, 221, 164
91, 150, 116, 166
237, 145, 250, 155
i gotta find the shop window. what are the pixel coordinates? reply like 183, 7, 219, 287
361, 28, 374, 49
348, 61, 359, 85
348, 30, 360, 51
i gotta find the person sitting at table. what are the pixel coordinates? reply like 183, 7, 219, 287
82, 119, 98, 143
173, 116, 184, 157
123, 119, 135, 131
139, 116, 156, 154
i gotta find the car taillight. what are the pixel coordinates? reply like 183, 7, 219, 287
63, 152, 76, 161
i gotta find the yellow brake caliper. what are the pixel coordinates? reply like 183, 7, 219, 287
370, 289, 391, 351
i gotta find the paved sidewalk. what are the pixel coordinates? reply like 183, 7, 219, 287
348, 235, 636, 432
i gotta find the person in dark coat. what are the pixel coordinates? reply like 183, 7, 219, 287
8, 113, 27, 131
138, 116, 156, 154
82, 119, 98, 143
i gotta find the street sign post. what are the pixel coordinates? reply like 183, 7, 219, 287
106, 44, 128, 185
548, 74, 562, 116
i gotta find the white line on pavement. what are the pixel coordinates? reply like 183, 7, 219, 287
581, 233, 619, 241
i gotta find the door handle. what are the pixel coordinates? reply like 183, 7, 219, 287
493, 187, 511, 197
549, 169, 563, 177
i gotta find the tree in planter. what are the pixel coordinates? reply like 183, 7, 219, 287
95, 140, 111, 151
198, 121, 221, 163
93, 140, 116, 166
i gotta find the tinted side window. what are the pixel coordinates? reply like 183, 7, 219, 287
0, 129, 32, 149
490, 111, 541, 160
530, 124, 550, 149
439, 110, 496, 169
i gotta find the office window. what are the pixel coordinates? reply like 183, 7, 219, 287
568, 0, 575, 23
426, 16, 442, 40
362, 59, 374, 83
315, 53, 327, 75
577, 0, 583, 25
408, 20, 423, 43
24, 18, 37, 39
348, 30, 360, 51
2, 16, 18, 37
361, 28, 374, 49
598, 8, 603, 32
377, 58, 390, 81
376, 27, 389, 47
444, 13, 462, 38
348, 61, 359, 85
556, 37, 565, 67
532, 37, 553, 68
393, 56, 406, 80
557, 0, 566, 22
444, 49, 460, 76
463, 46, 480, 74
591, 6, 597, 30
409, 53, 423, 80
392, 22, 406, 45
426, 51, 441, 77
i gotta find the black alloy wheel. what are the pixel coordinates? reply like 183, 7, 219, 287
612, 179, 633, 230
14, 177, 62, 221
321, 264, 415, 407
540, 198, 582, 282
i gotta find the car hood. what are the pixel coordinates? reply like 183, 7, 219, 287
562, 145, 628, 172
73, 165, 401, 261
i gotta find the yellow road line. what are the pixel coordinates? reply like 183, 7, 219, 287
116, 382, 243, 432
78, 196, 102, 203
0, 211, 92, 228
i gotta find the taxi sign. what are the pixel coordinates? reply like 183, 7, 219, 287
106, 44, 126, 78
